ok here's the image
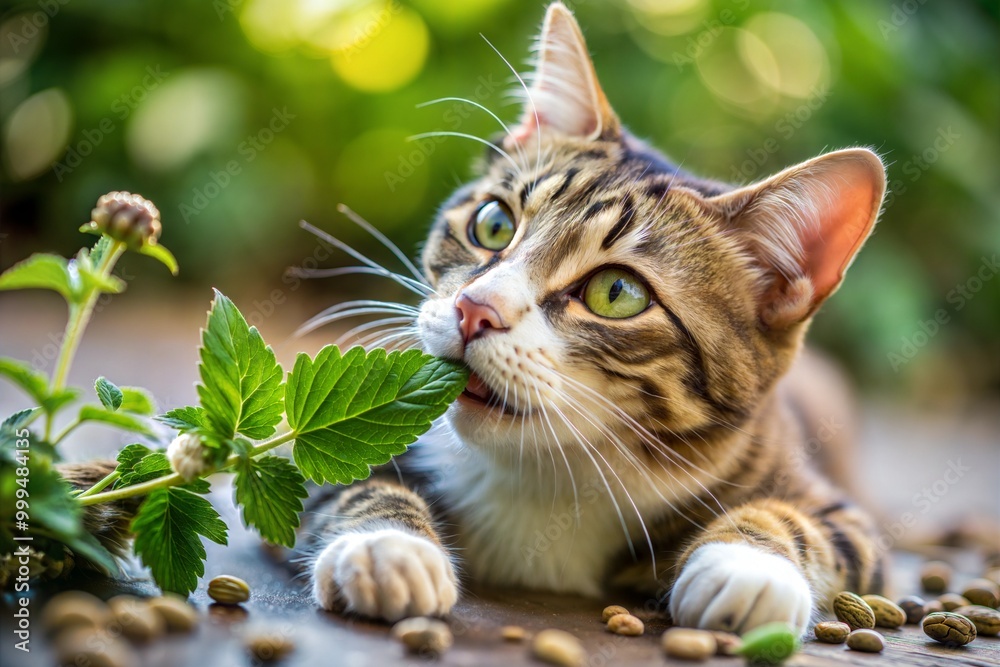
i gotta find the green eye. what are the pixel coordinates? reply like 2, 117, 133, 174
470, 200, 515, 251
583, 268, 650, 319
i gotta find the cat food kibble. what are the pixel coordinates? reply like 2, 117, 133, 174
146, 595, 199, 633
54, 627, 137, 667
939, 593, 971, 611
897, 595, 928, 624
601, 604, 629, 622
985, 568, 1000, 588
953, 605, 1000, 636
710, 631, 742, 655
245, 633, 296, 662
813, 621, 851, 644
832, 591, 875, 630
606, 613, 644, 636
862, 594, 906, 628
392, 617, 453, 656
922, 611, 977, 646
735, 622, 800, 665
108, 596, 165, 643
661, 628, 717, 661
532, 629, 586, 667
41, 591, 111, 634
924, 599, 945, 614
208, 574, 251, 605
501, 625, 528, 641
962, 578, 1000, 608
846, 628, 885, 653
920, 561, 952, 594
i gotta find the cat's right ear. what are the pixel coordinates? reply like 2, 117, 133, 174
507, 2, 620, 145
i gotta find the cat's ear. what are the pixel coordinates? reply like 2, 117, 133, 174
708, 148, 886, 329
509, 2, 620, 143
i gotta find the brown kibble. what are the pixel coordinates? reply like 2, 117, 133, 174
42, 591, 111, 635
601, 604, 629, 622
984, 568, 1000, 588
606, 613, 644, 636
939, 593, 971, 612
953, 605, 1000, 636
245, 633, 296, 662
501, 625, 528, 641
54, 627, 137, 667
897, 596, 927, 625
862, 594, 906, 628
146, 595, 199, 632
532, 629, 585, 667
846, 628, 885, 653
107, 596, 165, 643
962, 578, 1000, 608
661, 628, 717, 661
832, 591, 876, 630
923, 611, 977, 646
208, 575, 251, 605
710, 631, 742, 655
924, 599, 944, 614
392, 617, 453, 656
920, 561, 952, 594
813, 621, 851, 644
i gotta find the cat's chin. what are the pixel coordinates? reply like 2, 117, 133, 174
457, 372, 525, 417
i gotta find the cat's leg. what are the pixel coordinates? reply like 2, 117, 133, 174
668, 497, 880, 634
309, 480, 458, 622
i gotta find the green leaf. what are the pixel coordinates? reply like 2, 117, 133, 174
138, 243, 179, 276
2, 408, 39, 430
157, 406, 207, 431
115, 450, 209, 493
74, 251, 125, 294
233, 456, 307, 547
95, 377, 123, 411
0, 254, 76, 301
197, 290, 284, 440
78, 405, 154, 437
0, 357, 49, 405
286, 346, 468, 485
114, 443, 153, 473
120, 387, 155, 415
131, 487, 228, 595
88, 236, 113, 264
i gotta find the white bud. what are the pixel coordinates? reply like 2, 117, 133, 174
166, 433, 208, 481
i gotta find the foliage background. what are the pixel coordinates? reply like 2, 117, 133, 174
1, 0, 998, 402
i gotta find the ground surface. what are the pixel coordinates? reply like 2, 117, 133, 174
1, 291, 999, 666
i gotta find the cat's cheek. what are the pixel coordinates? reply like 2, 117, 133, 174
417, 299, 463, 359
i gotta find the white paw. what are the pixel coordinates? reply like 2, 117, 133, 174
312, 529, 458, 622
670, 543, 813, 634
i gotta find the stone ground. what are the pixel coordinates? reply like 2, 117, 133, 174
1, 290, 999, 666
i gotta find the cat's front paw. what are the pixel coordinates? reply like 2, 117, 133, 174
312, 529, 458, 622
670, 543, 812, 634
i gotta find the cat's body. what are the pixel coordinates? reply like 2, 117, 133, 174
303, 4, 887, 634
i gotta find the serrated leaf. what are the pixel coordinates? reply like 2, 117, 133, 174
131, 487, 228, 595
87, 236, 113, 264
286, 346, 468, 485
0, 254, 77, 301
95, 377, 123, 411
74, 253, 125, 294
234, 456, 307, 547
78, 405, 154, 436
115, 443, 152, 473
138, 243, 179, 276
2, 408, 39, 430
197, 290, 284, 440
115, 451, 209, 493
120, 387, 155, 415
157, 406, 207, 431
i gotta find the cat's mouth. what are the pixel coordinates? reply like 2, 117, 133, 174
459, 372, 521, 416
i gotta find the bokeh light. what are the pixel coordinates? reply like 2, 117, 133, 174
3, 88, 71, 181
329, 6, 430, 92
739, 13, 829, 99
0, 13, 46, 87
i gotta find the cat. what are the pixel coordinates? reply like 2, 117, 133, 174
302, 2, 887, 635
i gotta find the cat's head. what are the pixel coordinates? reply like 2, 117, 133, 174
417, 3, 885, 461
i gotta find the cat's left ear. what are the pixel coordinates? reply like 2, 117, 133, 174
508, 2, 620, 144
708, 148, 886, 329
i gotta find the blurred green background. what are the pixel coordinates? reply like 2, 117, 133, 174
1, 0, 998, 401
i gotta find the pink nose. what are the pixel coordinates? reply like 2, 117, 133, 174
456, 293, 507, 344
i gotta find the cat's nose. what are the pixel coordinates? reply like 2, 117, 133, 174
456, 293, 508, 345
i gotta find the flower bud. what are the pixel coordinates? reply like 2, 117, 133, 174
166, 433, 208, 481
89, 191, 161, 248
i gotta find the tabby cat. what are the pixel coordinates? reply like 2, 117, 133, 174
303, 3, 887, 634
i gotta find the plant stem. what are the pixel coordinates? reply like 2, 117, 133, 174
46, 240, 126, 441
52, 417, 82, 445
76, 470, 119, 498
77, 429, 297, 507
